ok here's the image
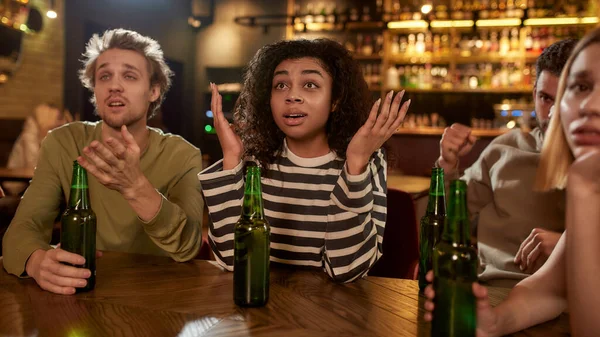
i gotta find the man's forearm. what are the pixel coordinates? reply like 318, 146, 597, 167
436, 156, 459, 179
124, 177, 162, 222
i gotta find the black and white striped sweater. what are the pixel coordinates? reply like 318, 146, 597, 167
198, 144, 388, 283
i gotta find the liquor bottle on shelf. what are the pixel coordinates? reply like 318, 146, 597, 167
391, 35, 400, 55
361, 5, 371, 22
344, 38, 356, 54
441, 34, 451, 55
399, 66, 407, 87
490, 31, 500, 53
363, 63, 372, 85
522, 65, 532, 87
375, 34, 384, 56
400, 3, 412, 20
481, 30, 491, 53
464, 0, 473, 11
409, 66, 419, 89
349, 6, 359, 21
315, 2, 326, 23
305, 3, 314, 24
423, 63, 433, 90
425, 32, 433, 54
499, 29, 510, 55
416, 33, 426, 54
400, 36, 408, 53
362, 35, 374, 56
510, 28, 519, 52
392, 0, 401, 21
356, 33, 364, 55
293, 4, 302, 24
326, 4, 336, 24
373, 63, 382, 87
532, 28, 541, 54
525, 28, 533, 52
386, 66, 400, 90
338, 5, 348, 23
376, 0, 383, 20
407, 34, 416, 54
435, 3, 449, 20
482, 63, 493, 89
433, 34, 441, 55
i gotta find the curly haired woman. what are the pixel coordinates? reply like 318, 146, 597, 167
198, 38, 410, 282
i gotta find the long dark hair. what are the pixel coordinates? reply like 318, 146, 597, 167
234, 38, 373, 169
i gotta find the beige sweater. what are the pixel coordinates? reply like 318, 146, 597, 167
457, 128, 565, 287
2, 121, 204, 276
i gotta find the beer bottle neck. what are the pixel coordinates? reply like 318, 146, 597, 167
425, 168, 446, 216
442, 180, 470, 245
68, 162, 91, 210
241, 166, 265, 220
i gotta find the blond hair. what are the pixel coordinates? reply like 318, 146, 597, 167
78, 29, 173, 119
535, 27, 600, 191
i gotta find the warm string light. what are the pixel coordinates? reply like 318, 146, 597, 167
46, 0, 57, 19
387, 16, 599, 30
421, 4, 433, 15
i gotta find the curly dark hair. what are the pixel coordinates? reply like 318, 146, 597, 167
235, 38, 373, 169
535, 38, 578, 85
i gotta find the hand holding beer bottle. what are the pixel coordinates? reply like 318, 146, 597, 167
418, 167, 446, 292
430, 179, 478, 337
25, 161, 97, 295
60, 161, 97, 293
25, 247, 93, 295
423, 271, 501, 337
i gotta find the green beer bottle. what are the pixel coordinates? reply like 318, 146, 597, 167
431, 179, 477, 337
234, 164, 270, 307
418, 167, 446, 292
60, 161, 97, 293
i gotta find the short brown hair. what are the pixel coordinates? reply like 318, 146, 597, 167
535, 27, 600, 191
78, 28, 173, 119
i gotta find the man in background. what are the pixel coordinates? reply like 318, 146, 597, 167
436, 39, 578, 287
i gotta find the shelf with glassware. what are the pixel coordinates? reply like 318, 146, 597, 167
380, 22, 593, 94
287, 0, 387, 92
287, 0, 597, 94
280, 0, 598, 138
394, 126, 508, 137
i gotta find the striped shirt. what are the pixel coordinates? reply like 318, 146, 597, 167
198, 144, 388, 282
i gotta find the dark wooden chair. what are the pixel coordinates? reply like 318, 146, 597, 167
369, 188, 419, 279
0, 118, 26, 255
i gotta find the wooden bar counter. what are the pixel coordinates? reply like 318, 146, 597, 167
0, 251, 569, 336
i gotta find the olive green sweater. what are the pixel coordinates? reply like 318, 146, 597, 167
2, 121, 204, 276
